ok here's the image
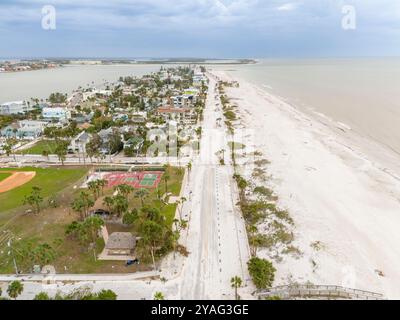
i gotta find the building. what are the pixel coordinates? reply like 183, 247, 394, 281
68, 131, 92, 154
157, 106, 197, 124
0, 120, 46, 140
42, 107, 71, 122
104, 232, 136, 257
0, 101, 34, 115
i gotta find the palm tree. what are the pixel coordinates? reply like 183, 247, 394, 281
103, 196, 114, 213
42, 150, 50, 161
177, 197, 187, 220
115, 184, 134, 198
97, 179, 108, 195
7, 281, 24, 300
154, 292, 165, 300
187, 162, 192, 180
231, 276, 242, 300
163, 173, 170, 195
87, 181, 100, 200
71, 192, 94, 220
135, 188, 149, 208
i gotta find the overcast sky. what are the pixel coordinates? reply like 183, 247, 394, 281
0, 0, 399, 58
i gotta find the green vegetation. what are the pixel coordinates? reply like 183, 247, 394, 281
48, 92, 67, 104
7, 281, 24, 300
0, 167, 88, 216
0, 172, 11, 182
18, 140, 60, 155
34, 288, 117, 300
247, 257, 276, 290
231, 276, 243, 300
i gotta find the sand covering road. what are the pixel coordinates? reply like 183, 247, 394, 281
0, 171, 36, 193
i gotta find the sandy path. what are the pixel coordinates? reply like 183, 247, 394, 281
212, 70, 400, 299
0, 171, 36, 193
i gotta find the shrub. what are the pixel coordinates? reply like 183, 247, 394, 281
247, 257, 276, 289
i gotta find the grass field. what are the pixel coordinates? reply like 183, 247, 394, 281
0, 166, 184, 274
0, 167, 88, 215
0, 172, 11, 182
18, 140, 62, 155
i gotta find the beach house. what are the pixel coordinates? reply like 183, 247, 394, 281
0, 101, 34, 115
42, 107, 71, 123
68, 131, 92, 154
0, 120, 47, 140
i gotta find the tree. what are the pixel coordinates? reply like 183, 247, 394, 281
187, 162, 192, 180
103, 196, 114, 212
247, 257, 276, 289
115, 184, 134, 198
79, 216, 104, 246
23, 186, 43, 214
177, 197, 187, 220
231, 276, 242, 300
86, 134, 102, 162
154, 292, 165, 300
139, 220, 164, 270
135, 188, 149, 207
54, 139, 68, 165
111, 195, 129, 217
42, 150, 50, 160
87, 180, 100, 200
97, 179, 107, 195
2, 138, 17, 162
34, 292, 51, 300
163, 173, 170, 195
7, 281, 24, 300
95, 289, 117, 300
31, 243, 56, 266
123, 209, 138, 226
71, 191, 94, 220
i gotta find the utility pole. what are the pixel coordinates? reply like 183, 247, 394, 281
7, 238, 18, 275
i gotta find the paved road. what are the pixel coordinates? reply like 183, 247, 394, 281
178, 75, 251, 300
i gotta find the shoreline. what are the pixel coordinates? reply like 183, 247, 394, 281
213, 70, 400, 299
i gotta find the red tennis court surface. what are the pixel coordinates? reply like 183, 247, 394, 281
104, 171, 163, 189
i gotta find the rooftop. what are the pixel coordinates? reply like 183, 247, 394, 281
105, 232, 136, 250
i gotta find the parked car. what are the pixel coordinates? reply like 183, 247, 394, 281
90, 209, 111, 216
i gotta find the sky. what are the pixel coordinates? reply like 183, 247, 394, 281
0, 0, 399, 58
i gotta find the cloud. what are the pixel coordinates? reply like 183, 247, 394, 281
277, 2, 299, 11
0, 0, 399, 57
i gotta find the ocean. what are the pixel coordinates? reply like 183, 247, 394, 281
213, 58, 400, 156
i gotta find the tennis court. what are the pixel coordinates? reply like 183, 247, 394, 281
103, 171, 163, 189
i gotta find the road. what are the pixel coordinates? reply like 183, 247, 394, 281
178, 75, 251, 300
0, 73, 252, 300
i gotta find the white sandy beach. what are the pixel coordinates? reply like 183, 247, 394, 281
212, 70, 400, 299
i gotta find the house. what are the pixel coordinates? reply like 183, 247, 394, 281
42, 107, 71, 122
104, 232, 136, 257
68, 131, 92, 154
131, 112, 147, 124
123, 136, 144, 153
0, 101, 34, 115
1, 120, 46, 140
157, 106, 197, 124
98, 128, 123, 154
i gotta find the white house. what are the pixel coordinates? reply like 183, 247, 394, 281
68, 131, 92, 154
42, 107, 71, 122
0, 101, 34, 115
1, 120, 47, 140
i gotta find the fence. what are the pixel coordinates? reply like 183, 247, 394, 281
258, 284, 385, 300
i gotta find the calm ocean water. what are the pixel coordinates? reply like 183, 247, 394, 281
0, 64, 161, 103
214, 58, 400, 155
